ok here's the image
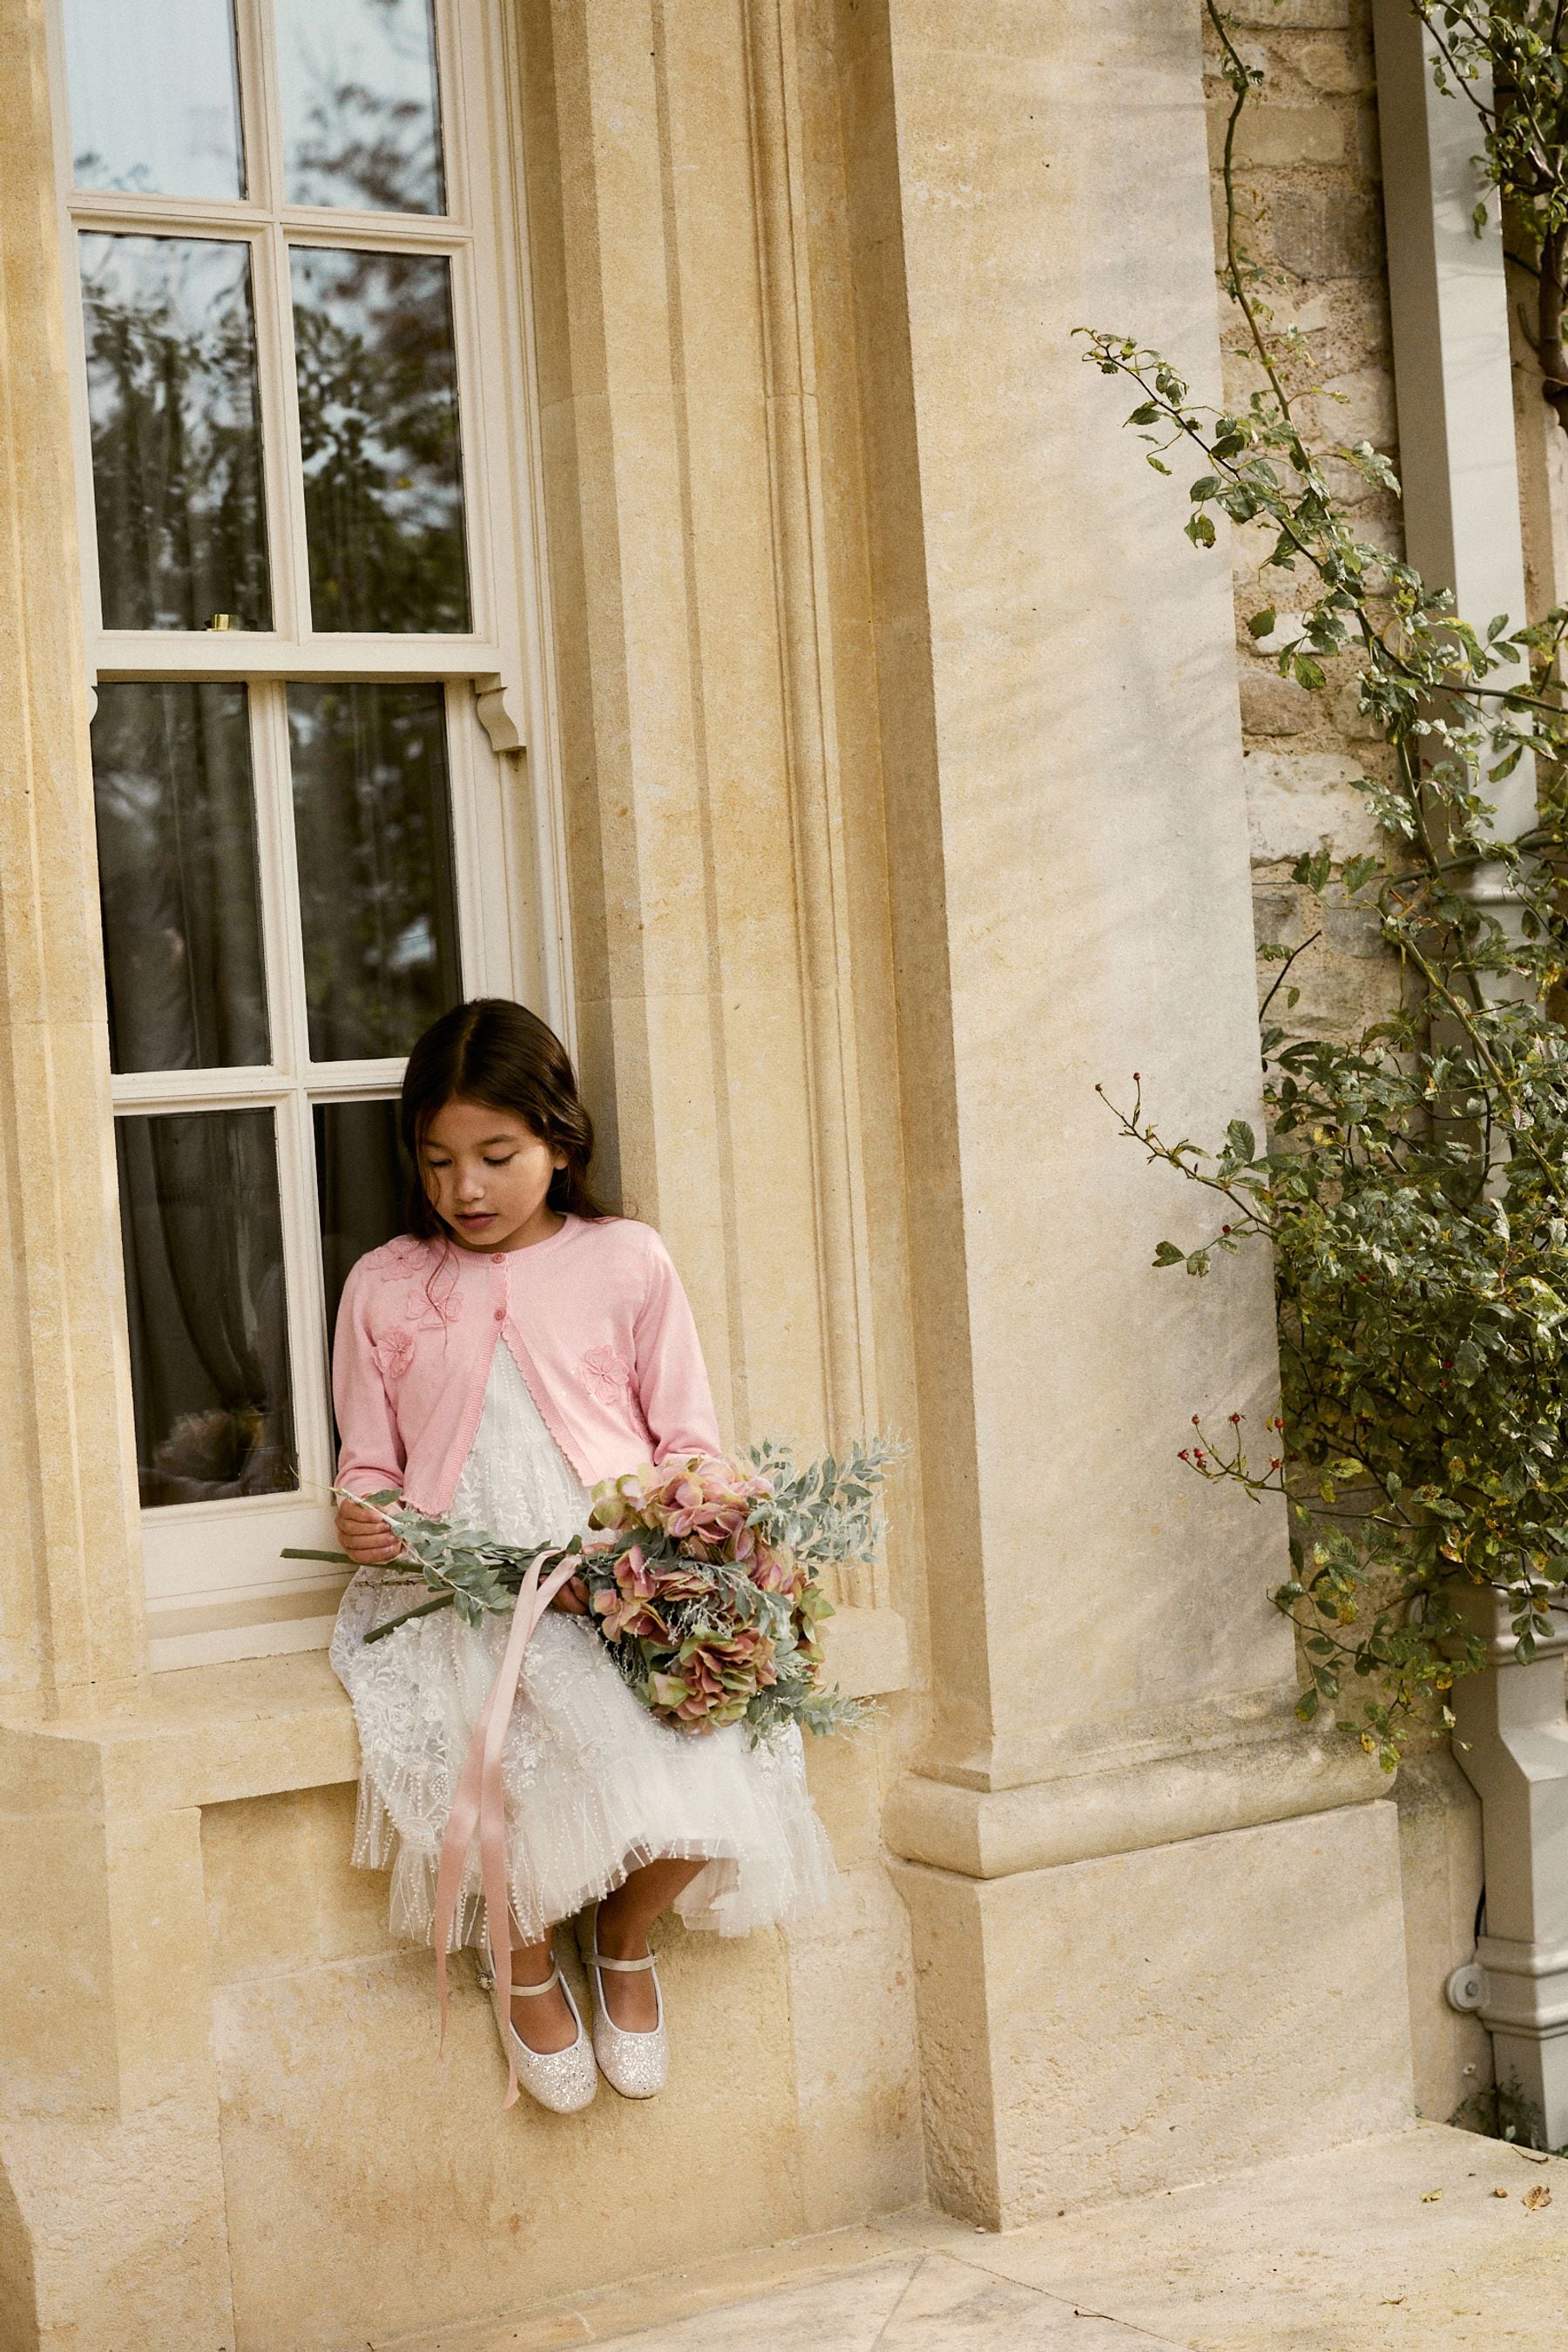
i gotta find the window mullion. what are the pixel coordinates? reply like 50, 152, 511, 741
253, 673, 334, 1501
274, 1087, 335, 1503
235, 0, 280, 213
243, 217, 301, 648
246, 0, 315, 647
270, 219, 316, 644
253, 678, 308, 1082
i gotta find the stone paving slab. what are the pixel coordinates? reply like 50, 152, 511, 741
383, 2123, 1568, 2351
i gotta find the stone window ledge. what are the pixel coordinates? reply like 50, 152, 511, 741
0, 1607, 909, 1815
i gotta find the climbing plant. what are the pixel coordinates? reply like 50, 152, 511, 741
1414, 3, 1568, 436
1083, 0, 1568, 1766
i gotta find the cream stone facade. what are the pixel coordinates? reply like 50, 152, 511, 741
0, 0, 1549, 2346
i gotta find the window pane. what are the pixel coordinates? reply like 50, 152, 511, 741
81, 234, 271, 632
116, 1111, 296, 1507
276, 0, 444, 214
314, 1099, 409, 1354
91, 682, 268, 1074
65, 0, 244, 201
291, 247, 469, 632
288, 683, 461, 1058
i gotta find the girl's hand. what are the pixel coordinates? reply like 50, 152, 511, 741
551, 1574, 590, 1616
336, 1494, 402, 1567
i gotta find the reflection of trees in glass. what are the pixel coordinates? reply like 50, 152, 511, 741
81, 234, 270, 631
292, 247, 469, 632
288, 682, 461, 1059
276, 0, 443, 213
91, 682, 269, 1074
314, 1098, 409, 1376
116, 1109, 296, 1506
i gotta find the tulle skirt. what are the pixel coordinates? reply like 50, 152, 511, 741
329, 1562, 839, 1947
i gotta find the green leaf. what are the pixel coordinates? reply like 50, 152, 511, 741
1186, 513, 1217, 548
1247, 605, 1277, 639
1152, 1240, 1186, 1267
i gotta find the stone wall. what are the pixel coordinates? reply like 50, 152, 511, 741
1213, 0, 1404, 1045
1206, 0, 1488, 2126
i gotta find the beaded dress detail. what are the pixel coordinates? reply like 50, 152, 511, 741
330, 1342, 837, 1948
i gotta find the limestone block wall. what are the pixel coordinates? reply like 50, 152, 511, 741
1215, 0, 1407, 1048
196, 1726, 920, 2349
1206, 0, 1493, 2127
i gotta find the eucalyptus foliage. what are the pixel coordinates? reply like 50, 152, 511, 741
1081, 2, 1568, 1766
287, 1436, 902, 1747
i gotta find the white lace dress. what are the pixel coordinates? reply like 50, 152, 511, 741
329, 1344, 838, 1948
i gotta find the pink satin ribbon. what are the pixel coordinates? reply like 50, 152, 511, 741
430, 1551, 580, 2106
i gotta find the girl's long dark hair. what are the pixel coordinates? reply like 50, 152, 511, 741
400, 998, 614, 1240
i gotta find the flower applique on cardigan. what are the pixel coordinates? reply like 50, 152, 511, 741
404, 1280, 462, 1331
579, 1344, 632, 1408
375, 1235, 428, 1281
375, 1326, 416, 1385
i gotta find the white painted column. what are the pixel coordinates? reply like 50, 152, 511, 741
1373, 0, 1567, 2145
1372, 0, 1527, 627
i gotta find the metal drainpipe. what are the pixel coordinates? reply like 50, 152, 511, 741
1370, 2, 1568, 2139
1450, 1637, 1568, 2140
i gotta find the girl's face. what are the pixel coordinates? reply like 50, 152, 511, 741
419, 1098, 568, 1252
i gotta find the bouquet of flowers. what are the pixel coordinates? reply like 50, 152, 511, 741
309, 1438, 901, 1745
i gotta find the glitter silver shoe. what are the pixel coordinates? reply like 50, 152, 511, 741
576, 1905, 669, 2099
501, 1960, 598, 2114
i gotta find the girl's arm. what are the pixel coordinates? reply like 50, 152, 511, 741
634, 1233, 723, 1461
333, 1261, 407, 1506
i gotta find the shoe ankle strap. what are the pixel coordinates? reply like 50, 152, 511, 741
590, 1947, 658, 1973
508, 1963, 563, 1997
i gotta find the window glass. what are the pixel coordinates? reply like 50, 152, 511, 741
291, 247, 469, 632
81, 233, 271, 631
275, 0, 444, 214
91, 681, 268, 1074
116, 1109, 296, 1506
64, 0, 244, 200
288, 681, 461, 1059
314, 1098, 408, 1354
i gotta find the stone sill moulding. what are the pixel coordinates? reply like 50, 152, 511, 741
0, 1605, 910, 1816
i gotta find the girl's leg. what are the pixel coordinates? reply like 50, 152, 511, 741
509, 1930, 579, 2053
594, 1858, 706, 2031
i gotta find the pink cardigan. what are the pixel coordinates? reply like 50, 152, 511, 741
333, 1216, 722, 1514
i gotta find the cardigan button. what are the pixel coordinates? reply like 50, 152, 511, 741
493, 1307, 505, 1322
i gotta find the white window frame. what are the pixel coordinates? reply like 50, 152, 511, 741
46, 0, 571, 1670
